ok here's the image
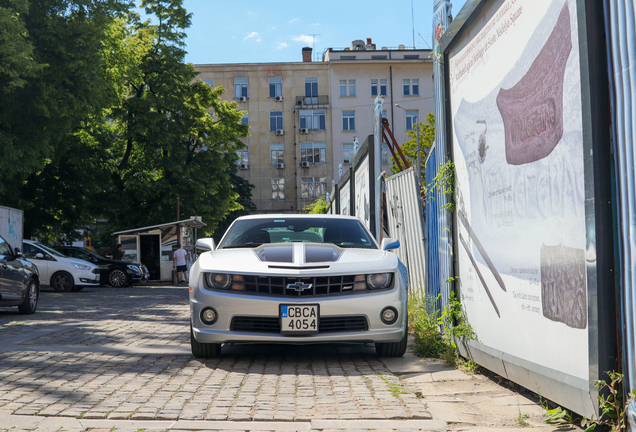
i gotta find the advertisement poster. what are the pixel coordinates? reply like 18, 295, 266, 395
339, 180, 351, 216
354, 155, 371, 230
448, 0, 588, 380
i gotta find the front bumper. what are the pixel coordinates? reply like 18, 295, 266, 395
190, 284, 407, 345
75, 269, 100, 285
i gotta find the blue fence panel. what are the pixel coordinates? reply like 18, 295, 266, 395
425, 147, 440, 310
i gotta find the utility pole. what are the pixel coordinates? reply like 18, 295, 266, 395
176, 196, 181, 244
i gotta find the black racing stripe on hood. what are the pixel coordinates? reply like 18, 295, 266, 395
305, 244, 343, 263
254, 244, 293, 263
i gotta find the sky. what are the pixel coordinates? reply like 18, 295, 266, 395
179, 0, 469, 65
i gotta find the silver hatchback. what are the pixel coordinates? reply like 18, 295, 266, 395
189, 214, 408, 358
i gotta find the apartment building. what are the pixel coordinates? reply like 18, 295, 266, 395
194, 40, 433, 214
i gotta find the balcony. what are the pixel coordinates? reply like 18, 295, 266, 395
295, 95, 329, 107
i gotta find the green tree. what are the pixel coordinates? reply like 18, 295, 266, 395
94, 0, 250, 236
390, 113, 435, 185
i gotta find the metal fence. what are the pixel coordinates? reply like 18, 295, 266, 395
385, 168, 426, 298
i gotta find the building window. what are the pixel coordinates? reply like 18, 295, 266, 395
403, 79, 419, 96
300, 110, 326, 130
301, 143, 327, 164
202, 78, 214, 87
305, 77, 318, 104
340, 55, 356, 60
270, 111, 283, 132
382, 144, 390, 164
269, 77, 282, 98
234, 78, 248, 98
301, 177, 327, 198
270, 144, 284, 165
236, 148, 249, 166
271, 178, 285, 199
404, 55, 420, 59
371, 79, 387, 96
342, 111, 355, 131
371, 55, 387, 59
241, 113, 248, 125
339, 79, 356, 97
406, 110, 418, 130
343, 144, 354, 164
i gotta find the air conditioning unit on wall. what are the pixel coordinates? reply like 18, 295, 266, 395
300, 128, 309, 134
275, 95, 283, 101
276, 162, 285, 169
238, 96, 248, 102
275, 129, 284, 136
301, 161, 310, 168
238, 163, 249, 169
296, 100, 303, 106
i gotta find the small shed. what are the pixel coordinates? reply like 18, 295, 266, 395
113, 217, 206, 281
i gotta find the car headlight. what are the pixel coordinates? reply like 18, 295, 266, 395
205, 273, 244, 290
127, 265, 140, 273
367, 273, 392, 290
72, 263, 92, 271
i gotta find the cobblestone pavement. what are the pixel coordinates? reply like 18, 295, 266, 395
0, 285, 431, 424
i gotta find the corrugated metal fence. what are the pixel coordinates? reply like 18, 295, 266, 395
385, 168, 426, 297
603, 0, 636, 428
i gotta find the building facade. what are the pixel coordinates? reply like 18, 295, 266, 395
194, 39, 433, 214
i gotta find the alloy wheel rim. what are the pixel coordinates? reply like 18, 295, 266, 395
110, 270, 126, 287
29, 283, 37, 309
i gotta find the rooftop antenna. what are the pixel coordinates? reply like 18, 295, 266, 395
309, 33, 321, 61
411, 0, 415, 48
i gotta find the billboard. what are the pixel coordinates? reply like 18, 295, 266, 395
441, 0, 617, 416
354, 154, 371, 231
339, 180, 351, 216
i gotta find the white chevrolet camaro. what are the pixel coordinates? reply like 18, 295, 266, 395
189, 214, 409, 358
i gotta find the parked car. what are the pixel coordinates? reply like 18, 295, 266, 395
0, 235, 39, 314
22, 240, 100, 292
189, 214, 408, 358
53, 246, 149, 288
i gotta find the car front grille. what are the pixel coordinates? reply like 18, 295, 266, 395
219, 275, 392, 297
230, 316, 369, 333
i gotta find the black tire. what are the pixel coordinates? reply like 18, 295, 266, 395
18, 280, 39, 314
108, 268, 128, 288
375, 328, 408, 357
190, 325, 221, 358
51, 271, 74, 292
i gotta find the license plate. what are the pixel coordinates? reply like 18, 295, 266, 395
280, 304, 319, 334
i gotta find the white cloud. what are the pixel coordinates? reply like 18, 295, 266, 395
312, 23, 321, 26
288, 18, 299, 24
292, 35, 316, 44
276, 42, 289, 50
243, 32, 261, 42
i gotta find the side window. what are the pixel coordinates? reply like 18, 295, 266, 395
22, 243, 39, 259
0, 236, 11, 256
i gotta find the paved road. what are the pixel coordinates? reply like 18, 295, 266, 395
0, 285, 433, 428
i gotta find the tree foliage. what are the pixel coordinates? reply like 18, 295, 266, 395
390, 113, 435, 185
0, 0, 254, 242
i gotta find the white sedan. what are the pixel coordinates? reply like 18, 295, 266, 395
189, 214, 409, 358
22, 240, 100, 292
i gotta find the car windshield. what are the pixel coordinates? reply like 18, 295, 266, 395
220, 217, 377, 249
33, 242, 67, 258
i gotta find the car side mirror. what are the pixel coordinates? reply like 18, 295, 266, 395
195, 238, 215, 252
35, 253, 44, 259
380, 238, 400, 251
14, 248, 22, 257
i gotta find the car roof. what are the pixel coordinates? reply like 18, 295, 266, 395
235, 214, 359, 221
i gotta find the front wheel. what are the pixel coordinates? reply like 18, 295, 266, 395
108, 269, 128, 288
18, 280, 39, 314
51, 272, 74, 292
375, 329, 408, 357
190, 325, 221, 358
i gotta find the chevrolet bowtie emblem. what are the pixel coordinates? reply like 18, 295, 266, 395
286, 281, 313, 292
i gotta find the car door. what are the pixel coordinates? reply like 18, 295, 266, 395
22, 243, 51, 284
0, 235, 22, 299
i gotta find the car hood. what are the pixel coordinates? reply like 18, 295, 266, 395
64, 257, 99, 269
100, 258, 144, 267
200, 243, 398, 275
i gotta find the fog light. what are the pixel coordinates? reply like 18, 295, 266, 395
200, 307, 218, 325
380, 307, 398, 325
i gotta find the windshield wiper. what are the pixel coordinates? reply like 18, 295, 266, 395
223, 242, 263, 249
